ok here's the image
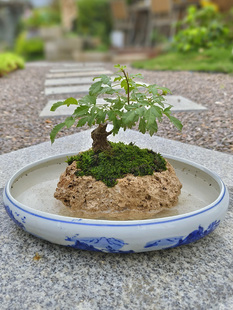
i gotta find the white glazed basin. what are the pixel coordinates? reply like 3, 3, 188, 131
3, 153, 229, 253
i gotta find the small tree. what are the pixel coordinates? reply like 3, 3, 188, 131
50, 65, 182, 152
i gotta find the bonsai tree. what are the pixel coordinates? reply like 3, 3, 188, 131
50, 64, 182, 152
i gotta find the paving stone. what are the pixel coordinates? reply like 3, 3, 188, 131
62, 62, 104, 67
49, 67, 105, 73
46, 70, 113, 78
44, 81, 149, 96
165, 95, 207, 111
40, 98, 108, 117
40, 94, 206, 116
45, 85, 91, 95
45, 76, 116, 86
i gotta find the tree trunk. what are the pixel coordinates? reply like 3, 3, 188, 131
91, 124, 112, 152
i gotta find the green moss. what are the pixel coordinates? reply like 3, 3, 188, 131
67, 142, 167, 187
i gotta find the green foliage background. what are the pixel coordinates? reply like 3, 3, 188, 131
173, 6, 232, 52
15, 32, 44, 61
76, 0, 112, 47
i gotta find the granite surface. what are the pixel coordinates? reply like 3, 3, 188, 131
0, 187, 232, 310
0, 130, 233, 309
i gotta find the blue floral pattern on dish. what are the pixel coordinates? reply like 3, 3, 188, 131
145, 220, 220, 250
65, 235, 134, 253
4, 204, 26, 231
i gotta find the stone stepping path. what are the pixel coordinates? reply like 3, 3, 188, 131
40, 95, 206, 117
49, 67, 104, 73
45, 85, 92, 95
42, 62, 207, 116
40, 98, 109, 117
62, 62, 104, 67
45, 76, 116, 86
46, 70, 113, 78
44, 81, 150, 95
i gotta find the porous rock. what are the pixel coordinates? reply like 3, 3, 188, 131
54, 161, 182, 220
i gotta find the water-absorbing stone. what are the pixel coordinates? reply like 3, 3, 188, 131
54, 160, 182, 220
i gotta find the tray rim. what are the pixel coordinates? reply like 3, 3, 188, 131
4, 152, 226, 226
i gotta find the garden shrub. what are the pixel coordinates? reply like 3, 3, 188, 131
22, 7, 61, 28
15, 32, 44, 61
0, 53, 24, 77
173, 5, 231, 52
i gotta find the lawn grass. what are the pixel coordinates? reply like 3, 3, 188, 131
0, 53, 25, 77
132, 48, 233, 74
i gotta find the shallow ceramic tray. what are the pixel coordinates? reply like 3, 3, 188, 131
3, 153, 229, 253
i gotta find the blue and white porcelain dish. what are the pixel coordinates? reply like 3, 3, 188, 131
3, 153, 229, 253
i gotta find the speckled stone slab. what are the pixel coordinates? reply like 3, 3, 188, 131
0, 129, 233, 309
165, 95, 207, 111
45, 84, 91, 95
40, 98, 112, 117
0, 188, 232, 310
45, 76, 104, 86
49, 67, 105, 73
62, 62, 104, 67
44, 82, 149, 96
40, 95, 206, 117
46, 70, 113, 78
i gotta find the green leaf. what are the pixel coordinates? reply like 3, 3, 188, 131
50, 123, 65, 144
166, 115, 183, 131
139, 118, 146, 134
79, 95, 96, 105
96, 109, 107, 124
112, 117, 121, 134
100, 87, 116, 95
114, 76, 122, 82
121, 79, 129, 94
64, 116, 75, 128
130, 73, 143, 79
147, 85, 159, 96
163, 106, 172, 114
77, 117, 89, 127
135, 106, 146, 117
147, 121, 158, 136
107, 110, 116, 121
100, 74, 111, 85
114, 64, 126, 70
87, 107, 96, 126
73, 105, 90, 117
89, 81, 103, 96
64, 97, 78, 106
50, 101, 66, 111
158, 86, 172, 95
145, 106, 162, 125
87, 114, 96, 126
122, 110, 138, 125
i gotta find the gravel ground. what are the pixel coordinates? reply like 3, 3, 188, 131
0, 62, 232, 155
